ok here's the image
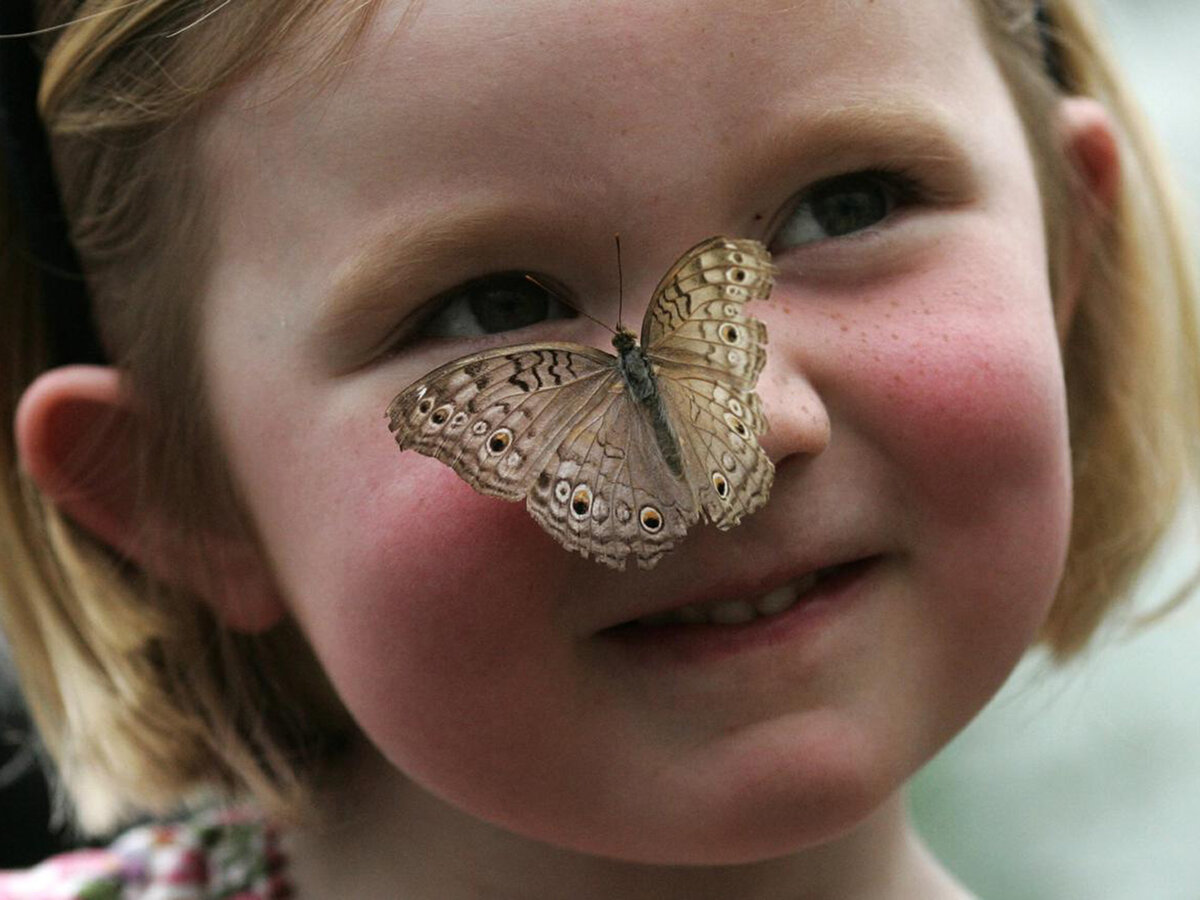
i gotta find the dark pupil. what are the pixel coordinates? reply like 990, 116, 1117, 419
811, 177, 890, 237
573, 498, 588, 514
469, 276, 550, 334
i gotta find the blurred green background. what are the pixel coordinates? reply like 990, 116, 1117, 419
911, 531, 1200, 897
912, 4, 1200, 878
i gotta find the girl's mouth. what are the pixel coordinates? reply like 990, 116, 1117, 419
617, 559, 870, 628
597, 557, 879, 665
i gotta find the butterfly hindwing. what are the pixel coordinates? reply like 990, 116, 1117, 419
657, 373, 773, 530
526, 389, 697, 570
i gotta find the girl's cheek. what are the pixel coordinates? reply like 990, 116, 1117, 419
887, 330, 1066, 480
370, 461, 538, 573
295, 455, 574, 732
851, 293, 1073, 627
786, 270, 1074, 601
802, 267, 1071, 498
343, 457, 563, 625
262, 434, 560, 677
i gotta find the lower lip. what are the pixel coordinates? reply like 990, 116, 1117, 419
596, 558, 877, 667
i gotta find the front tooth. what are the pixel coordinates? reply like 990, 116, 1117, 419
707, 600, 758, 624
677, 604, 708, 624
754, 583, 799, 616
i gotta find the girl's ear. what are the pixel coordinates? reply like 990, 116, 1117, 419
15, 365, 286, 633
1055, 96, 1121, 335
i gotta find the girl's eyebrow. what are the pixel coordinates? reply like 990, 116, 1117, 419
748, 98, 975, 183
310, 202, 536, 365
322, 206, 507, 324
311, 99, 974, 359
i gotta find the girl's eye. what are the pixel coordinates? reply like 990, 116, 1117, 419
773, 170, 915, 248
418, 272, 576, 339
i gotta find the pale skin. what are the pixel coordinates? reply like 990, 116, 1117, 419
15, 0, 1122, 897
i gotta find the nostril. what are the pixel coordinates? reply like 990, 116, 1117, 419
758, 381, 831, 463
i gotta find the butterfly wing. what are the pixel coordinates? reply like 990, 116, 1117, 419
387, 342, 696, 569
385, 236, 775, 567
526, 389, 697, 570
386, 343, 620, 501
640, 236, 773, 390
642, 236, 776, 528
656, 375, 773, 529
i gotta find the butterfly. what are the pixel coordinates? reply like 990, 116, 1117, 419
385, 236, 775, 570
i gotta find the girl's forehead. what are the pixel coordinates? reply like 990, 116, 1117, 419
198, 0, 1018, 353
201, 0, 1005, 258
209, 0, 994, 154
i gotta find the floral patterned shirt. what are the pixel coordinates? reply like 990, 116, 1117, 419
0, 810, 289, 900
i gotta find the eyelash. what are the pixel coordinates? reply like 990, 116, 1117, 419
396, 166, 928, 349
407, 271, 577, 344
769, 166, 926, 253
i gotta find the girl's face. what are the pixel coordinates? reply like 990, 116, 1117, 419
200, 0, 1072, 863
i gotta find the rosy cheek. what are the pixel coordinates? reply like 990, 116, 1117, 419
852, 298, 1072, 628
896, 325, 1066, 496
297, 453, 578, 762
339, 453, 565, 632
367, 460, 539, 577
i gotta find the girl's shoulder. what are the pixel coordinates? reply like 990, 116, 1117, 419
0, 808, 289, 900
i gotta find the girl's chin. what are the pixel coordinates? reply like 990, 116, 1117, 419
449, 743, 904, 866
508, 794, 895, 868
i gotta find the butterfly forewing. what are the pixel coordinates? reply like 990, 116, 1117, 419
386, 344, 619, 501
641, 236, 773, 391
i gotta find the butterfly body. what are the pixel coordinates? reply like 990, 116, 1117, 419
387, 236, 777, 570
613, 327, 685, 478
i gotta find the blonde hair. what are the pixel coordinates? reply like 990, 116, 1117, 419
982, 1, 1200, 652
1, 0, 377, 832
0, 0, 1196, 833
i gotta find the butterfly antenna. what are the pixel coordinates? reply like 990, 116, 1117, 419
523, 274, 615, 335
615, 233, 624, 331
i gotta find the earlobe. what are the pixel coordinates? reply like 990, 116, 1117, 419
15, 366, 287, 633
1055, 96, 1121, 335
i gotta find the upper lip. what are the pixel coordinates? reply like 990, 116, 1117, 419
593, 550, 877, 632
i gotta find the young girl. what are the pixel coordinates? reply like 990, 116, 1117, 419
2, 0, 1197, 896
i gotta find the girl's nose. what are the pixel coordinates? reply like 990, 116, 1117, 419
754, 327, 831, 465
